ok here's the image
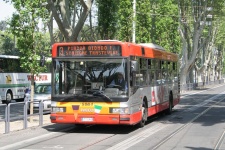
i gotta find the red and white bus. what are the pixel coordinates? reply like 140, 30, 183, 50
50, 40, 180, 127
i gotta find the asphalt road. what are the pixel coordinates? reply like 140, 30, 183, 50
0, 84, 225, 150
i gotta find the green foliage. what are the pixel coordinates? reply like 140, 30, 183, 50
136, 0, 151, 43
148, 0, 180, 52
214, 2, 225, 74
0, 21, 7, 31
0, 35, 5, 54
116, 0, 180, 53
0, 20, 17, 55
80, 25, 100, 41
97, 0, 119, 39
2, 36, 16, 55
8, 0, 50, 74
117, 0, 133, 42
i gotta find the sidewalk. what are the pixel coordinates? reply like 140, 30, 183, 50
0, 114, 51, 134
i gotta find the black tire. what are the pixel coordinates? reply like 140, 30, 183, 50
15, 98, 24, 102
75, 124, 86, 128
138, 101, 148, 128
106, 85, 122, 89
5, 91, 12, 104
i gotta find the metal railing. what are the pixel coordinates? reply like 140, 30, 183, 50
0, 100, 50, 134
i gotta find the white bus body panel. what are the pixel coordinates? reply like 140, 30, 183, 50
0, 73, 30, 100
0, 73, 51, 101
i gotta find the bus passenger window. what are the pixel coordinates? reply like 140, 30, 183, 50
168, 62, 173, 83
140, 70, 148, 85
135, 73, 144, 86
139, 58, 147, 86
161, 61, 168, 81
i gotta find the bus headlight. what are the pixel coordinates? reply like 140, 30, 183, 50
52, 107, 66, 113
110, 107, 129, 114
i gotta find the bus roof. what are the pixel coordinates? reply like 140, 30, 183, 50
139, 43, 165, 51
97, 40, 121, 42
52, 41, 178, 61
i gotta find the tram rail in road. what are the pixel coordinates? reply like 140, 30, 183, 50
0, 83, 225, 150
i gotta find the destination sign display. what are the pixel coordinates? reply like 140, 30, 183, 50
57, 45, 121, 57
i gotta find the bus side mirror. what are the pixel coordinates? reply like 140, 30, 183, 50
131, 61, 138, 72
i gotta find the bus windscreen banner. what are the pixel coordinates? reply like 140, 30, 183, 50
57, 45, 122, 57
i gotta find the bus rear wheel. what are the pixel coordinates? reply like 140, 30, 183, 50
138, 101, 147, 128
6, 91, 12, 104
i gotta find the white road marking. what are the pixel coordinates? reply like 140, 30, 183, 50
0, 127, 73, 150
42, 145, 64, 149
214, 130, 225, 150
185, 90, 225, 112
106, 123, 168, 150
107, 85, 225, 150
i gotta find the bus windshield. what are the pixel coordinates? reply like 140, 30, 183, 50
53, 58, 128, 99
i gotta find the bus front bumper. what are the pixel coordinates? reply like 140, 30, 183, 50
50, 113, 140, 125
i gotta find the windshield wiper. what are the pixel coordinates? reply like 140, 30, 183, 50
92, 91, 112, 102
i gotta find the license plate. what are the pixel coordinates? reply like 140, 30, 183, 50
81, 117, 93, 122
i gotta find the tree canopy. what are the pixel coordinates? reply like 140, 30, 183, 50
2, 0, 225, 86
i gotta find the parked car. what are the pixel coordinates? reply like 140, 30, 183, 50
24, 83, 52, 113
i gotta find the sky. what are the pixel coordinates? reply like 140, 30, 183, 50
0, 1, 57, 28
0, 1, 16, 21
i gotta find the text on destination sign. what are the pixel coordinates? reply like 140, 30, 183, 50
57, 45, 122, 57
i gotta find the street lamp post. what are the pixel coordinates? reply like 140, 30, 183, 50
132, 0, 136, 43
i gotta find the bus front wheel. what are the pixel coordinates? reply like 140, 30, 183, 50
138, 101, 147, 128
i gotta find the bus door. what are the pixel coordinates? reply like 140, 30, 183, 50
149, 59, 164, 105
161, 60, 169, 103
